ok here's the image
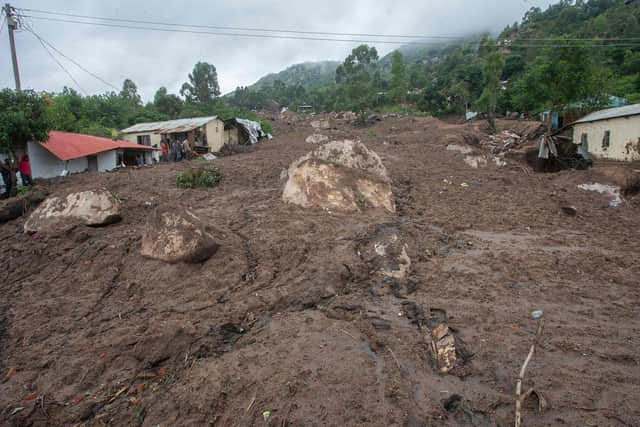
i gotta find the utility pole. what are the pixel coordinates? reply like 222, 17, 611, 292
4, 3, 20, 90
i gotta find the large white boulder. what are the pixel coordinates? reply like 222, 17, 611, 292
283, 140, 395, 212
24, 189, 121, 233
140, 207, 219, 263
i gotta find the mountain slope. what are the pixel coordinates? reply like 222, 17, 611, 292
249, 61, 341, 90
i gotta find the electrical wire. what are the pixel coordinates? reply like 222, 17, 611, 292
19, 7, 463, 40
19, 7, 640, 42
27, 27, 87, 94
24, 24, 119, 91
19, 14, 640, 48
19, 15, 436, 45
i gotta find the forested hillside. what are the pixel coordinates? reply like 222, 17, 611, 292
248, 61, 340, 91
39, 0, 640, 138
228, 0, 640, 117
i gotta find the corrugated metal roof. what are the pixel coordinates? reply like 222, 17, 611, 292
573, 103, 640, 125
40, 131, 155, 161
120, 116, 218, 134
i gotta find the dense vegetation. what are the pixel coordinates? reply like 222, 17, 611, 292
44, 62, 261, 139
2, 0, 638, 147
229, 0, 640, 117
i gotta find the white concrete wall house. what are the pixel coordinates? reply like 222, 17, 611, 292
29, 131, 157, 179
120, 116, 225, 154
571, 104, 640, 162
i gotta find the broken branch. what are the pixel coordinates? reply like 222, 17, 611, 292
515, 310, 545, 427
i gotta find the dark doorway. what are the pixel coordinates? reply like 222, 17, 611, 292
87, 155, 98, 172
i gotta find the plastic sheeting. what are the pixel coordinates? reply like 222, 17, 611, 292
233, 118, 271, 145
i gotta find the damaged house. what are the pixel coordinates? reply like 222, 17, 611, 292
569, 103, 640, 162
121, 116, 270, 155
120, 116, 226, 156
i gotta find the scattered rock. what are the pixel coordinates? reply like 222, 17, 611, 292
359, 224, 411, 280
464, 155, 488, 169
283, 140, 395, 212
140, 207, 220, 263
24, 189, 121, 233
427, 308, 473, 374
305, 133, 329, 144
310, 119, 331, 130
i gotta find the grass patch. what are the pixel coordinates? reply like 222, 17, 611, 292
176, 165, 222, 189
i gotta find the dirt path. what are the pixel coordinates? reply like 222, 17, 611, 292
1, 114, 638, 426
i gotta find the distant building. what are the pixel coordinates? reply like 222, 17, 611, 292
28, 131, 156, 179
570, 104, 640, 162
120, 116, 225, 155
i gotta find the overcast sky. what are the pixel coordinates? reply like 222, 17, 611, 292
0, 0, 557, 102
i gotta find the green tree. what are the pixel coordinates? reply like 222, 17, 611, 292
511, 40, 607, 113
120, 79, 142, 106
180, 62, 221, 103
389, 50, 408, 102
0, 89, 51, 194
476, 38, 505, 133
335, 45, 379, 120
153, 87, 183, 118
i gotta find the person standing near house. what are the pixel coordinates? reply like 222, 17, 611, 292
171, 139, 178, 162
17, 154, 32, 186
182, 138, 191, 160
160, 139, 168, 162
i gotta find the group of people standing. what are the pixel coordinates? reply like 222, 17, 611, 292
0, 154, 32, 198
160, 137, 194, 162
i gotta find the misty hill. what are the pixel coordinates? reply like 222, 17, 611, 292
229, 0, 639, 114
249, 61, 341, 90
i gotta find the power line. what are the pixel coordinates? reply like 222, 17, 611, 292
26, 27, 87, 94
0, 15, 6, 38
19, 7, 640, 42
19, 14, 640, 48
20, 8, 463, 40
19, 15, 434, 45
24, 24, 119, 91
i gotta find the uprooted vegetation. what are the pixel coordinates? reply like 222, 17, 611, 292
0, 114, 638, 426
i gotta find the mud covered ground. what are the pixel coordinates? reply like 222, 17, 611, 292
1, 114, 639, 426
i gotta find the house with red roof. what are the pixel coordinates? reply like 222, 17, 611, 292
27, 131, 157, 179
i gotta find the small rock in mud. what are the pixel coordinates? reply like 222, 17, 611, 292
358, 223, 411, 280
140, 207, 220, 263
24, 189, 121, 233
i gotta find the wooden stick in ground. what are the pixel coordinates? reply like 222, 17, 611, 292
515, 311, 545, 427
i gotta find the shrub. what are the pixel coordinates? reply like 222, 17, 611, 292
259, 119, 273, 135
176, 165, 222, 189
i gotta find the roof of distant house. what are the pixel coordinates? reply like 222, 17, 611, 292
120, 116, 218, 134
39, 131, 155, 161
573, 103, 640, 125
